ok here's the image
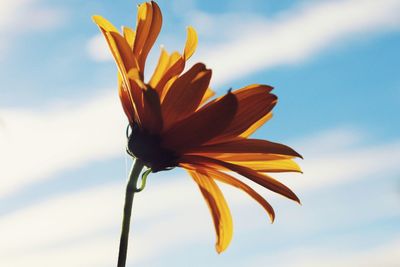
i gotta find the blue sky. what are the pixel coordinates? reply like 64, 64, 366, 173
1, 0, 399, 266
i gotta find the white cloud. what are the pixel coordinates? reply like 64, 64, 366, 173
0, 0, 66, 60
0, 91, 126, 197
87, 34, 113, 62
245, 238, 400, 267
194, 0, 400, 86
1, 127, 399, 266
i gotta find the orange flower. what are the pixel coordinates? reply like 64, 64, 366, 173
93, 1, 302, 253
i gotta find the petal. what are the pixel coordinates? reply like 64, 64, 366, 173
92, 15, 119, 33
188, 169, 233, 253
155, 55, 185, 97
229, 159, 302, 173
184, 26, 198, 60
239, 112, 273, 138
162, 63, 212, 130
139, 1, 162, 74
161, 92, 238, 152
133, 2, 153, 63
123, 26, 136, 49
100, 31, 141, 123
109, 31, 138, 75
118, 75, 136, 123
148, 47, 170, 88
200, 87, 216, 105
186, 138, 303, 159
204, 167, 275, 222
141, 86, 163, 134
180, 155, 301, 203
192, 153, 293, 162
208, 84, 277, 143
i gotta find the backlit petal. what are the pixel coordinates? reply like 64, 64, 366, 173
123, 26, 136, 49
139, 1, 162, 74
92, 15, 119, 33
184, 26, 198, 60
188, 169, 233, 253
180, 155, 301, 203
229, 159, 302, 173
162, 92, 238, 151
187, 138, 302, 158
162, 63, 212, 130
141, 86, 163, 134
240, 112, 273, 138
200, 88, 216, 106
148, 47, 170, 88
204, 167, 275, 222
208, 85, 276, 143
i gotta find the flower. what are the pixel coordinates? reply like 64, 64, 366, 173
93, 1, 302, 253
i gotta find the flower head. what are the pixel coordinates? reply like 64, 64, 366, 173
93, 1, 302, 253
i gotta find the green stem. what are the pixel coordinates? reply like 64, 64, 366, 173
117, 158, 145, 267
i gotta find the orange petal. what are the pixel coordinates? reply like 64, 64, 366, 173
139, 1, 162, 74
180, 155, 301, 204
162, 63, 212, 130
208, 85, 277, 143
155, 56, 185, 97
118, 75, 136, 123
204, 168, 275, 222
186, 138, 303, 159
141, 86, 163, 134
133, 2, 153, 63
188, 169, 233, 253
162, 92, 238, 152
109, 31, 139, 75
191, 153, 293, 162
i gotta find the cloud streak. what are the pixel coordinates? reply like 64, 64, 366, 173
1, 127, 399, 266
195, 0, 400, 86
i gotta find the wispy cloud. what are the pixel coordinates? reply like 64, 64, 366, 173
245, 238, 400, 267
194, 0, 400, 86
0, 91, 125, 197
0, 0, 67, 60
1, 127, 399, 266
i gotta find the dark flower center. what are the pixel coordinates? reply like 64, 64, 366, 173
127, 125, 179, 172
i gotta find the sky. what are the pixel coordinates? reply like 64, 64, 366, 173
0, 0, 399, 266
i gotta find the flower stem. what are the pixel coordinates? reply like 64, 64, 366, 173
117, 158, 145, 267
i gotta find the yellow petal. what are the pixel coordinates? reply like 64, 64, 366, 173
92, 15, 119, 33
240, 112, 273, 138
229, 159, 302, 173
184, 26, 198, 60
189, 170, 233, 253
149, 47, 170, 88
205, 168, 275, 222
123, 26, 136, 49
200, 88, 215, 105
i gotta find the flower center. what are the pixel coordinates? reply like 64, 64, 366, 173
127, 125, 178, 172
